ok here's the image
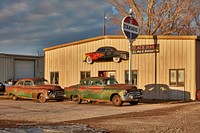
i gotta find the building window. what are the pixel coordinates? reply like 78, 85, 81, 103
125, 70, 138, 85
50, 72, 59, 84
98, 71, 116, 79
169, 69, 185, 86
81, 71, 90, 79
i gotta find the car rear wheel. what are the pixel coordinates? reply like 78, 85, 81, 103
112, 95, 123, 106
72, 95, 82, 104
12, 94, 18, 100
86, 56, 93, 64
113, 57, 121, 63
39, 94, 46, 103
129, 101, 139, 105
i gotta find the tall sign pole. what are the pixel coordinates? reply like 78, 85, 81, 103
121, 9, 139, 84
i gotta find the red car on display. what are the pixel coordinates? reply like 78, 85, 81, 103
83, 46, 129, 64
5, 78, 64, 103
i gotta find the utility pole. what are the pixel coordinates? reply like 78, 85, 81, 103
103, 11, 106, 35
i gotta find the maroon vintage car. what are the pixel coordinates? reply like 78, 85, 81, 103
5, 78, 64, 103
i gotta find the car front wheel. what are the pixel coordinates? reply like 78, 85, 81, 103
112, 95, 123, 106
12, 94, 18, 100
72, 95, 82, 104
39, 94, 46, 103
86, 56, 93, 64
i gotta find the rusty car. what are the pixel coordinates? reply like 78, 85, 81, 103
64, 77, 143, 106
5, 78, 64, 103
83, 46, 129, 64
197, 90, 200, 100
0, 82, 5, 95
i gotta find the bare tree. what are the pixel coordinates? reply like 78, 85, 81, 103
107, 0, 200, 35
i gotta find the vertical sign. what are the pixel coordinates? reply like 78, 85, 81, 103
122, 15, 139, 84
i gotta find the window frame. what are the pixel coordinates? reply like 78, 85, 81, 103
169, 69, 185, 87
80, 71, 91, 80
50, 71, 59, 85
125, 70, 138, 85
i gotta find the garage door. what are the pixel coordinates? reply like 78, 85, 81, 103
15, 60, 35, 80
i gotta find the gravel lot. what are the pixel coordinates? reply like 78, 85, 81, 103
0, 97, 200, 132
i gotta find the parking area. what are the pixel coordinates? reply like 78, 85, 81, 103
1, 97, 200, 132
0, 98, 194, 123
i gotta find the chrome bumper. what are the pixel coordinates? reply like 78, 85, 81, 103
46, 91, 64, 100
121, 92, 143, 102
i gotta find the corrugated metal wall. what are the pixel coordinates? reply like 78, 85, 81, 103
0, 54, 44, 82
44, 35, 198, 100
0, 54, 13, 82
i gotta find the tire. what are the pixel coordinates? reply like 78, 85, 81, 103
112, 95, 123, 107
72, 95, 82, 104
129, 101, 139, 105
39, 94, 46, 103
12, 94, 18, 100
86, 56, 93, 64
113, 57, 121, 63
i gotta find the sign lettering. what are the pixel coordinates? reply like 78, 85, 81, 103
132, 44, 159, 54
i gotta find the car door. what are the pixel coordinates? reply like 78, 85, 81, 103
12, 80, 24, 97
85, 79, 103, 100
19, 80, 34, 99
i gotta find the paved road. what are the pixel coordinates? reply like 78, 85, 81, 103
0, 98, 199, 132
0, 99, 193, 123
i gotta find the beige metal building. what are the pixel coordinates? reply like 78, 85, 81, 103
44, 35, 200, 101
0, 53, 44, 82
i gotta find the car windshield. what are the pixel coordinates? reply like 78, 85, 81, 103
34, 80, 49, 85
103, 78, 118, 85
96, 48, 105, 52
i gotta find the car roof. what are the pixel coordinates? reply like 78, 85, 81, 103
81, 77, 112, 81
18, 77, 46, 81
98, 46, 116, 49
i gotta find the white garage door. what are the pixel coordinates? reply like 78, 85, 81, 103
15, 60, 35, 80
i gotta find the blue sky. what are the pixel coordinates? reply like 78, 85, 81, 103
0, 0, 116, 55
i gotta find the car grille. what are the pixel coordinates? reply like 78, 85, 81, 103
128, 91, 142, 99
55, 91, 64, 97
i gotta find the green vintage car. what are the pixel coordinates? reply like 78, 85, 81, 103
64, 77, 143, 106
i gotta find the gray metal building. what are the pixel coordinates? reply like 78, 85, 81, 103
0, 53, 44, 82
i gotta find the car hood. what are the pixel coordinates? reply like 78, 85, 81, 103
36, 85, 63, 90
115, 50, 128, 54
86, 51, 95, 54
6, 84, 63, 91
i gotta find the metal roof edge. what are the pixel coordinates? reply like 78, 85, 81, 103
0, 53, 43, 58
44, 35, 199, 52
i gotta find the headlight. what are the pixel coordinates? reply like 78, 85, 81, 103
124, 90, 128, 96
47, 89, 53, 95
138, 89, 143, 94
